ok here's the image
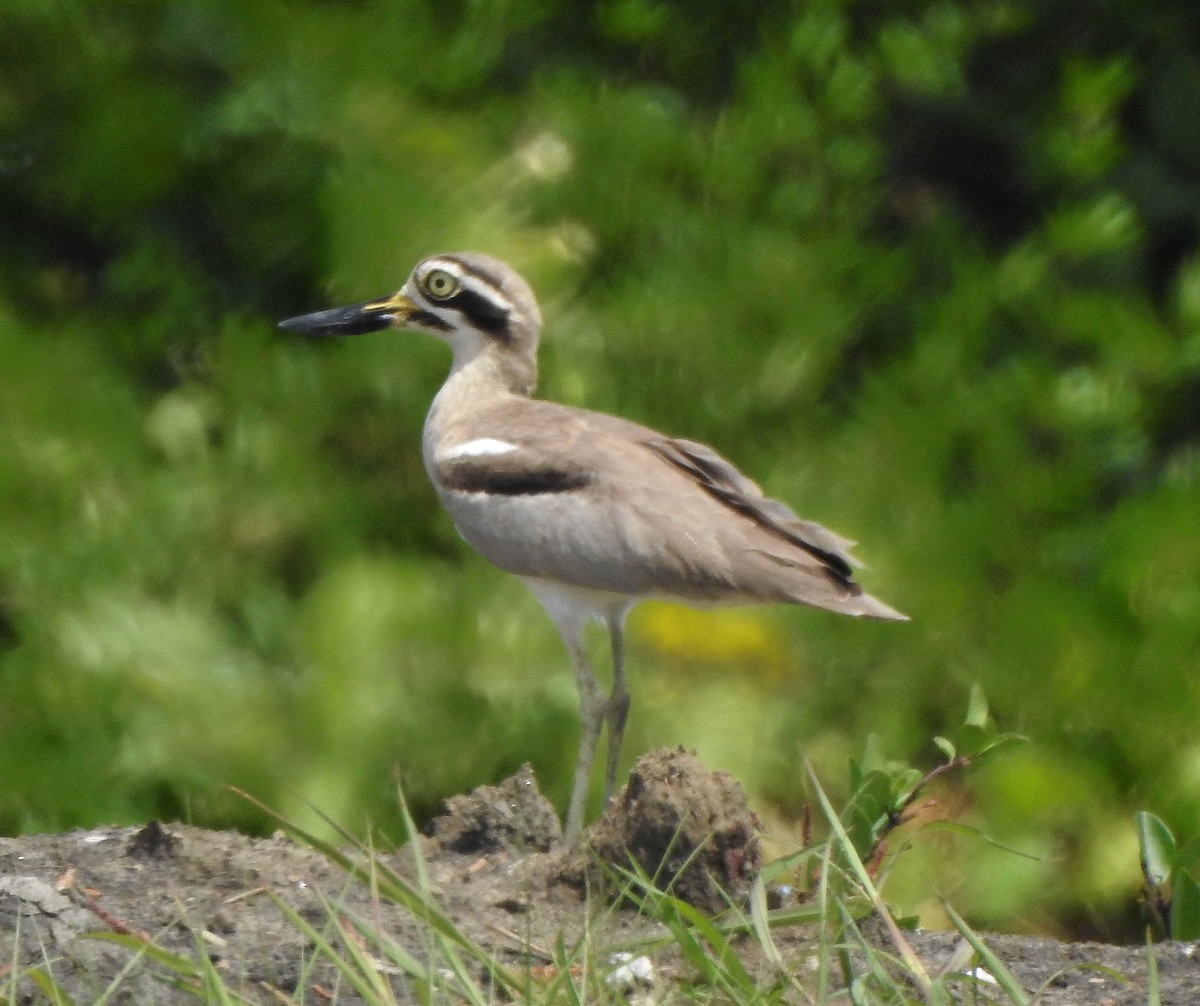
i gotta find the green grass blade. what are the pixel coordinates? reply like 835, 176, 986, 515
554, 933, 586, 1006
942, 902, 1030, 1005
1146, 933, 1160, 1006
82, 932, 261, 1004
192, 953, 238, 1006
392, 781, 493, 1006
615, 866, 758, 998
230, 786, 523, 997
806, 759, 934, 1002
24, 970, 75, 1006
749, 876, 785, 970
671, 896, 756, 993
269, 890, 411, 1005
323, 917, 401, 1006
83, 932, 203, 979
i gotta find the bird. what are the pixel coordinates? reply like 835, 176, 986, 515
279, 252, 907, 845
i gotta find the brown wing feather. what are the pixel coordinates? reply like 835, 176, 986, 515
644, 437, 859, 589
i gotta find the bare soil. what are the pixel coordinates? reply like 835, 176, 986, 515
1, 748, 1196, 1004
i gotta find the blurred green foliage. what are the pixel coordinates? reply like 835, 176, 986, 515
2, 0, 1199, 938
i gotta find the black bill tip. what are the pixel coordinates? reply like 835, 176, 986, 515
276, 298, 400, 337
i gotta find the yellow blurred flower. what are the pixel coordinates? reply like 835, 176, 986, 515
631, 602, 791, 683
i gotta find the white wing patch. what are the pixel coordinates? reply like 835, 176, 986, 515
440, 437, 520, 461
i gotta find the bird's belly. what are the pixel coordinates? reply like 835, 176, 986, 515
435, 487, 730, 601
438, 489, 630, 587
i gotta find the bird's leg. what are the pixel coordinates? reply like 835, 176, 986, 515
601, 613, 631, 808
563, 632, 607, 846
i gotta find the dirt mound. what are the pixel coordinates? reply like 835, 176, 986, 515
423, 761, 563, 854
572, 746, 762, 913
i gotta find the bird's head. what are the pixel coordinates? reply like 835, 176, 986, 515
278, 252, 542, 391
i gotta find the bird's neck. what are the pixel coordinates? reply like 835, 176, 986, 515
429, 342, 536, 427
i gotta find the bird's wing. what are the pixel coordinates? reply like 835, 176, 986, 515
642, 436, 861, 588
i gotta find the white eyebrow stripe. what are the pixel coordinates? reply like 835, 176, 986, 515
459, 274, 514, 312
440, 438, 520, 461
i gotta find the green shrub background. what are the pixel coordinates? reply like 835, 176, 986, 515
2, 0, 1199, 938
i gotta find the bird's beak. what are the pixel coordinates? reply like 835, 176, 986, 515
277, 292, 417, 337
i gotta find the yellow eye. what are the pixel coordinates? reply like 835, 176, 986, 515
422, 268, 459, 301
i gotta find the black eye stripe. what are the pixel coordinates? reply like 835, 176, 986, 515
448, 287, 510, 335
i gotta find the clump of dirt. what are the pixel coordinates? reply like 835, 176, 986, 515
0, 749, 1196, 1005
423, 761, 561, 853
571, 746, 762, 913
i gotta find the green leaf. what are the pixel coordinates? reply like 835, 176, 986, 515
843, 768, 894, 853
965, 684, 990, 729
1174, 835, 1200, 873
892, 767, 924, 805
933, 736, 956, 761
1171, 869, 1200, 941
860, 734, 886, 774
969, 732, 1027, 762
1137, 811, 1176, 887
